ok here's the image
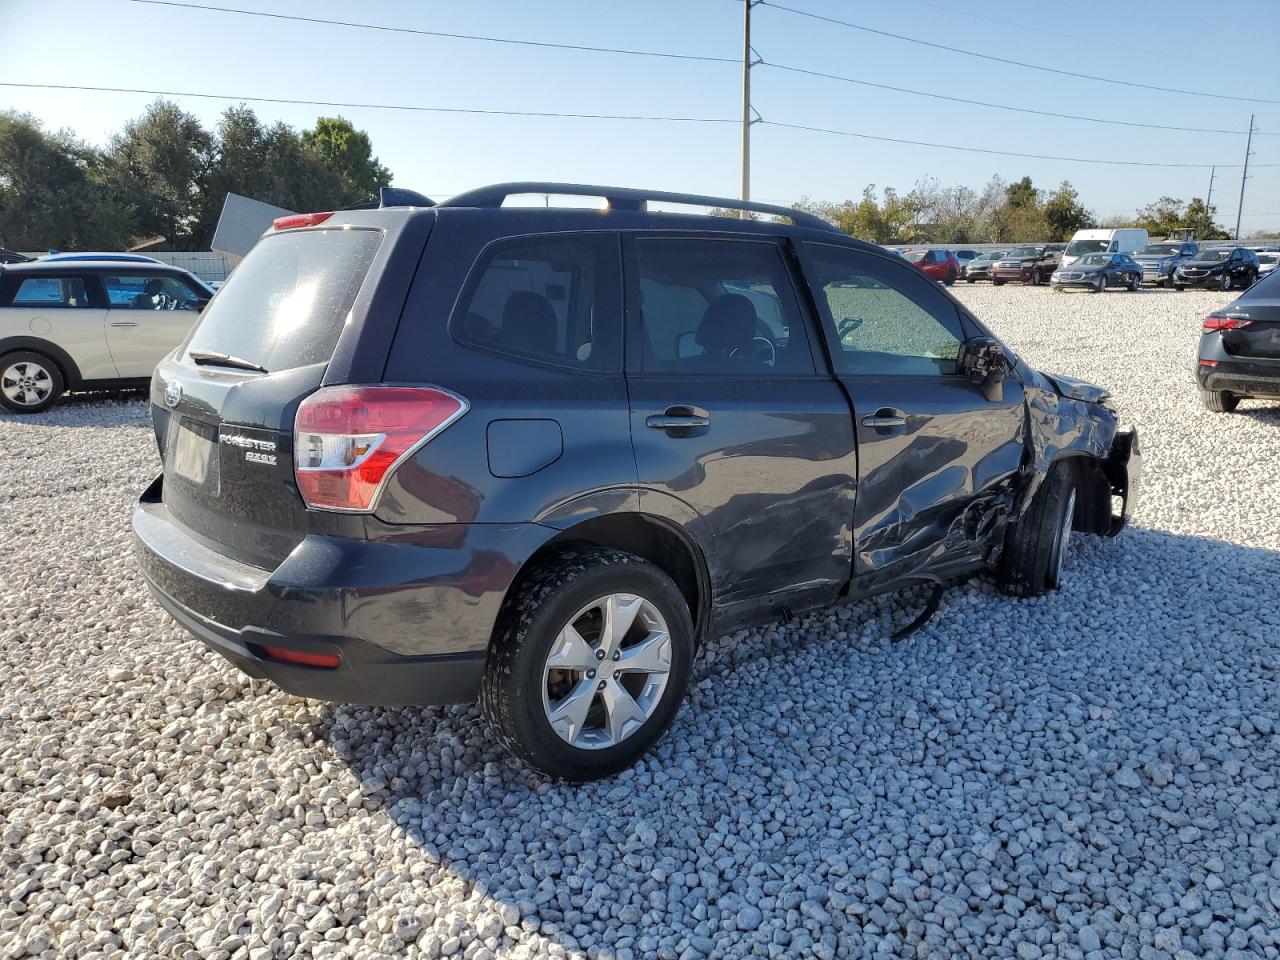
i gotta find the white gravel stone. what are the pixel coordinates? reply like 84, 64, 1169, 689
2, 285, 1278, 958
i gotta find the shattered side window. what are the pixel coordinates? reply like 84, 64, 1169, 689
803, 244, 965, 376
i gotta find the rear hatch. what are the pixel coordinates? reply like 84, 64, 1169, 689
151, 224, 389, 569
1220, 298, 1280, 360
1212, 275, 1280, 362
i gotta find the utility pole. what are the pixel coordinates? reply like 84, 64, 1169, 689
741, 0, 752, 205
1206, 165, 1215, 210
1235, 114, 1255, 240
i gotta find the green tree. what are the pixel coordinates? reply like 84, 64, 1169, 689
1043, 181, 1095, 240
301, 116, 391, 204
105, 100, 213, 250
1005, 176, 1038, 210
1133, 195, 1228, 240
0, 112, 133, 250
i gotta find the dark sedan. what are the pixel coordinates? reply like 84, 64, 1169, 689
1197, 268, 1280, 411
1050, 253, 1143, 293
1174, 247, 1260, 291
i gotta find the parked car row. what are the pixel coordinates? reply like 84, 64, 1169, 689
896, 235, 1266, 295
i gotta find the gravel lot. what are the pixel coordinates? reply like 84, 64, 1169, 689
3, 285, 1280, 960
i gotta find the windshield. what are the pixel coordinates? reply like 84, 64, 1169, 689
1079, 254, 1110, 266
1259, 254, 1278, 265
977, 252, 1003, 261
902, 250, 927, 263
185, 228, 382, 373
1138, 243, 1179, 255
1192, 249, 1232, 262
1065, 239, 1109, 256
1007, 246, 1041, 258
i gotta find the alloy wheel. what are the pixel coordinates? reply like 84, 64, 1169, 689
540, 593, 673, 750
1, 361, 54, 408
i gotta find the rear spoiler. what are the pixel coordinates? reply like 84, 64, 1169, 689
340, 187, 436, 212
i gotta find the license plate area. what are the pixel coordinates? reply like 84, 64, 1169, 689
168, 418, 220, 492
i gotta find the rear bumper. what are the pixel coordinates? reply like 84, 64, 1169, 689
132, 474, 555, 706
1196, 358, 1280, 399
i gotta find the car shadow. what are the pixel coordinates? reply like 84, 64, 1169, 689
311, 524, 1280, 956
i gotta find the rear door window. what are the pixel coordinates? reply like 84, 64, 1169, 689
451, 233, 620, 371
185, 228, 381, 372
8, 276, 92, 308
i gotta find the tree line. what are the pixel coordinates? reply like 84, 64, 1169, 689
1, 101, 1239, 252
0, 101, 392, 252
789, 176, 1231, 245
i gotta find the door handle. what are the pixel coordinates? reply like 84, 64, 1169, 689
862, 408, 907, 429
646, 405, 710, 431
109, 321, 138, 328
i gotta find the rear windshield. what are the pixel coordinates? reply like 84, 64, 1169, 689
185, 228, 381, 372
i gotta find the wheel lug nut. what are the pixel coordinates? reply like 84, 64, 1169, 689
595, 649, 605, 660
598, 680, 606, 691
613, 671, 619, 679
612, 651, 620, 660
586, 669, 595, 679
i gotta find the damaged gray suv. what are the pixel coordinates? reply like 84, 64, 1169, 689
133, 183, 1141, 781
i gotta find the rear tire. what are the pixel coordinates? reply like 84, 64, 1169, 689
1000, 463, 1078, 597
1201, 389, 1239, 413
993, 279, 1005, 287
480, 547, 694, 782
0, 351, 64, 414
1220, 273, 1232, 291
1128, 274, 1140, 291
1175, 285, 1185, 292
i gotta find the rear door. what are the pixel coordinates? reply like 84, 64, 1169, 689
798, 242, 1026, 585
0, 272, 114, 378
152, 224, 392, 569
103, 271, 206, 376
623, 234, 857, 618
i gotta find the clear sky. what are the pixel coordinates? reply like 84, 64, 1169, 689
2, 0, 1279, 231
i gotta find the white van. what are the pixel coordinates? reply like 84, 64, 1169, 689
1060, 228, 1149, 267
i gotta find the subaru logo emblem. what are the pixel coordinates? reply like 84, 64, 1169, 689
164, 380, 183, 407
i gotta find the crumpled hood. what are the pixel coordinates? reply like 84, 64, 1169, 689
1043, 371, 1111, 404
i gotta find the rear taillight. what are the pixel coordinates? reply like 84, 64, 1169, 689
294, 386, 468, 512
1203, 315, 1253, 331
272, 211, 334, 230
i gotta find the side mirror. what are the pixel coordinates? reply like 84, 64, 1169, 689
675, 330, 700, 359
959, 337, 1009, 402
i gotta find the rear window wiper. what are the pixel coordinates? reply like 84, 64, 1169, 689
188, 350, 268, 374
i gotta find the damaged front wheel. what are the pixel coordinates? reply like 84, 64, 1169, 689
1000, 463, 1078, 597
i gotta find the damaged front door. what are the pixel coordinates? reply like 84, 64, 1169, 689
800, 243, 1026, 585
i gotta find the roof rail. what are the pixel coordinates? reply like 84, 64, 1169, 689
438, 182, 839, 233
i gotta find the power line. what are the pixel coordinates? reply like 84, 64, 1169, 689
6, 80, 1271, 170
125, 0, 736, 64
0, 82, 739, 125
122, 0, 1273, 136
894, 0, 1171, 60
762, 62, 1263, 136
762, 120, 1277, 169
759, 1, 1280, 106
